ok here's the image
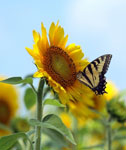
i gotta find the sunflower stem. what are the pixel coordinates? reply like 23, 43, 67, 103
106, 117, 112, 150
34, 78, 44, 150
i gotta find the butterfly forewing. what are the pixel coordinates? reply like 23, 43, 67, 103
77, 71, 93, 88
77, 54, 112, 95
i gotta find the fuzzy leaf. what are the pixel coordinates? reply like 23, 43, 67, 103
43, 114, 76, 145
29, 119, 40, 126
0, 132, 33, 150
43, 99, 65, 107
29, 115, 76, 145
43, 128, 68, 147
24, 88, 36, 109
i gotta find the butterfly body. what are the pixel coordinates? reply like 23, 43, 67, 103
77, 54, 112, 95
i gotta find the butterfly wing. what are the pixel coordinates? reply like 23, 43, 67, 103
77, 54, 112, 95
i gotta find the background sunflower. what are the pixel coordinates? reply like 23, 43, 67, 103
0, 76, 19, 136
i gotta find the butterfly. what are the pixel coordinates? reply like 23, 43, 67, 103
76, 54, 112, 95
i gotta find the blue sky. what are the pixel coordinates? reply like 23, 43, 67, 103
1, 0, 126, 90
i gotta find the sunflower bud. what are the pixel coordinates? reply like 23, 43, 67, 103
11, 117, 30, 132
107, 91, 126, 123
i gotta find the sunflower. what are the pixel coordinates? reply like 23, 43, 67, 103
26, 21, 93, 105
105, 81, 119, 101
0, 76, 19, 136
68, 91, 106, 127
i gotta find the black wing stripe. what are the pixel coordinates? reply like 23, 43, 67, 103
96, 58, 100, 63
82, 72, 93, 87
88, 64, 93, 75
92, 61, 98, 70
101, 55, 104, 61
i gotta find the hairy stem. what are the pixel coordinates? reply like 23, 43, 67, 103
34, 78, 44, 150
106, 117, 112, 150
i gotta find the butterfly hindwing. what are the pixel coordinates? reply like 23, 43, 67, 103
77, 54, 112, 95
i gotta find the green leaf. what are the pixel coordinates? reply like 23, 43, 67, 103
43, 99, 65, 107
80, 144, 104, 149
26, 129, 35, 136
23, 77, 33, 85
43, 114, 76, 145
116, 126, 126, 133
29, 115, 76, 145
24, 88, 36, 109
43, 128, 68, 147
0, 132, 33, 150
0, 77, 33, 85
0, 77, 23, 84
113, 135, 126, 141
29, 119, 40, 126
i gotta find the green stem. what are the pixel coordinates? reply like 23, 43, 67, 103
34, 78, 44, 150
106, 117, 112, 150
30, 83, 37, 94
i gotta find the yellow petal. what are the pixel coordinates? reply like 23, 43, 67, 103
75, 59, 89, 71
33, 30, 40, 43
66, 44, 80, 53
35, 60, 43, 69
49, 22, 56, 45
58, 91, 70, 104
53, 26, 65, 46
41, 23, 49, 48
37, 38, 48, 56
33, 71, 44, 78
69, 49, 84, 61
25, 47, 39, 59
41, 23, 47, 39
58, 34, 68, 49
60, 112, 72, 129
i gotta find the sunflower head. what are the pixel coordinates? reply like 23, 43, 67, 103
0, 76, 19, 136
26, 21, 89, 104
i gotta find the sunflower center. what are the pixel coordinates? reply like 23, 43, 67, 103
0, 100, 11, 124
43, 46, 76, 88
